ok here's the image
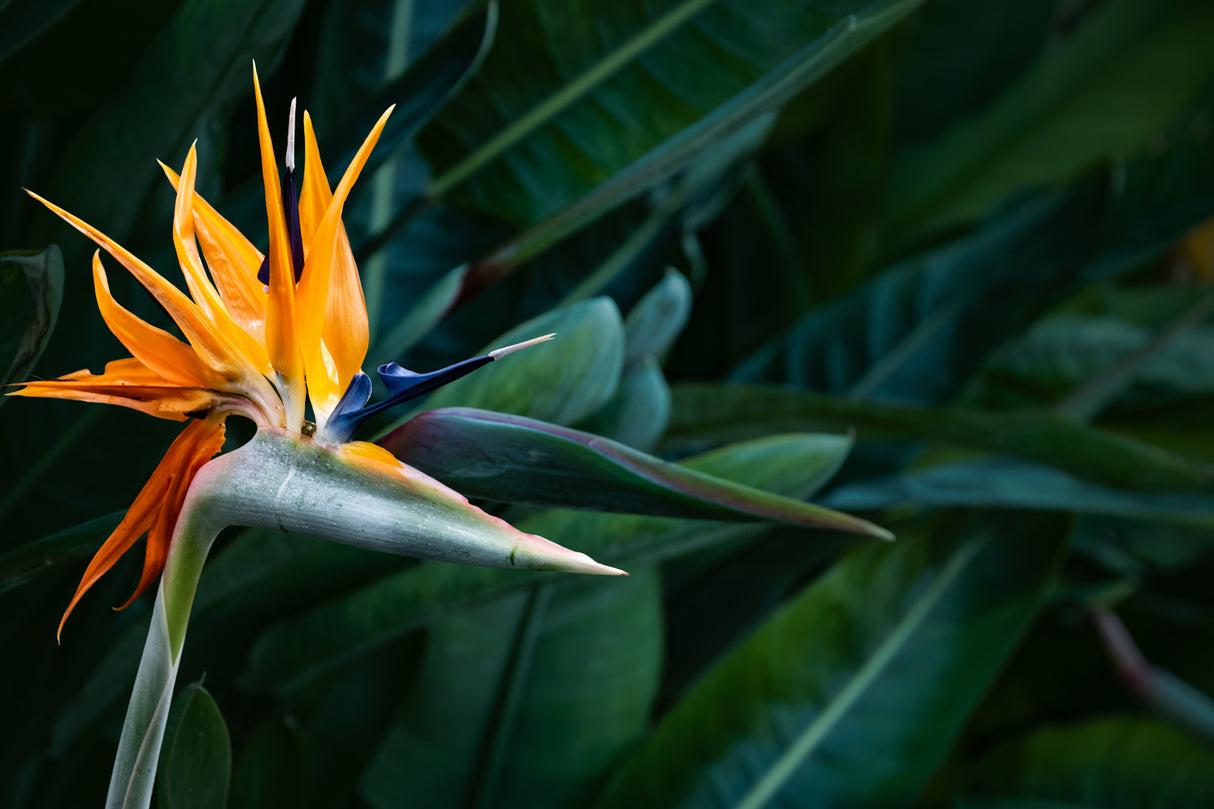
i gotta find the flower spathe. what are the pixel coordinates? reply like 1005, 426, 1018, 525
12, 68, 623, 641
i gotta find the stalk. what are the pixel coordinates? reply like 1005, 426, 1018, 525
105, 506, 219, 809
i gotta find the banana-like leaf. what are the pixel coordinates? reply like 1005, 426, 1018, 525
824, 458, 1214, 521
417, 0, 929, 224
623, 268, 693, 368
669, 383, 1214, 492
0, 510, 118, 593
596, 511, 1068, 809
735, 127, 1214, 402
0, 0, 85, 62
0, 246, 63, 400
243, 433, 856, 694
361, 568, 663, 809
576, 357, 671, 452
392, 297, 625, 429
157, 683, 231, 809
959, 718, 1214, 808
887, 0, 1214, 244
380, 407, 885, 537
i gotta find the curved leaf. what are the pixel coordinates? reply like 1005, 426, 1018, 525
392, 297, 626, 429
961, 718, 1214, 809
362, 569, 663, 809
577, 357, 672, 451
242, 434, 854, 694
0, 245, 64, 397
596, 512, 1068, 809
380, 407, 885, 537
735, 127, 1214, 401
417, 0, 929, 224
669, 383, 1214, 492
887, 0, 1214, 244
623, 268, 693, 368
823, 457, 1214, 520
0, 510, 117, 594
158, 683, 231, 809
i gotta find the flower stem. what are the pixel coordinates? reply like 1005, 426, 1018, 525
105, 508, 218, 809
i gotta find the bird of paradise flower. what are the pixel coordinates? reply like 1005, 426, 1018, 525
11, 69, 622, 809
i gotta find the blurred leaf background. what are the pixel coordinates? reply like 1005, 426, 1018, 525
4, 0, 1214, 806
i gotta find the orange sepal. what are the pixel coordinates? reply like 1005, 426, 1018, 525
253, 64, 305, 429
159, 162, 267, 345
92, 252, 216, 388
58, 416, 227, 639
296, 107, 391, 416
9, 357, 220, 421
170, 145, 271, 375
26, 192, 234, 374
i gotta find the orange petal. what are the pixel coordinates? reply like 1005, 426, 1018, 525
92, 253, 215, 388
10, 357, 220, 421
170, 145, 271, 376
58, 416, 226, 639
253, 65, 305, 429
117, 416, 227, 611
297, 107, 391, 417
26, 190, 254, 384
159, 162, 267, 345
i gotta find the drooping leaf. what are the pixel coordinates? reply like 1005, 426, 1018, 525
362, 569, 663, 809
229, 714, 305, 809
886, 0, 1214, 245
416, 0, 930, 225
823, 457, 1214, 520
668, 383, 1214, 493
158, 683, 231, 809
42, 0, 308, 245
0, 246, 64, 399
734, 123, 1214, 402
892, 0, 1056, 142
380, 407, 881, 535
596, 512, 1068, 809
959, 717, 1214, 809
0, 510, 118, 594
243, 434, 859, 694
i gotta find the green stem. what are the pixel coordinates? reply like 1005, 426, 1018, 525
105, 508, 219, 809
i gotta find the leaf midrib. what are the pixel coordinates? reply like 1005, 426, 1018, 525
426, 0, 718, 197
734, 537, 986, 809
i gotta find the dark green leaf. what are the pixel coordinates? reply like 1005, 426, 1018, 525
381, 407, 881, 535
43, 0, 308, 243
960, 718, 1214, 809
576, 357, 671, 451
887, 0, 1214, 244
158, 683, 231, 809
0, 510, 116, 594
823, 457, 1214, 520
622, 268, 693, 368
417, 0, 929, 224
229, 715, 306, 809
394, 297, 625, 428
243, 434, 857, 694
596, 512, 1068, 809
0, 246, 64, 398
362, 569, 663, 809
0, 0, 83, 63
669, 384, 1214, 493
735, 123, 1214, 402
892, 0, 1056, 141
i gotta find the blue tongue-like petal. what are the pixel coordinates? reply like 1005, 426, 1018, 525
321, 334, 556, 443
377, 356, 492, 399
